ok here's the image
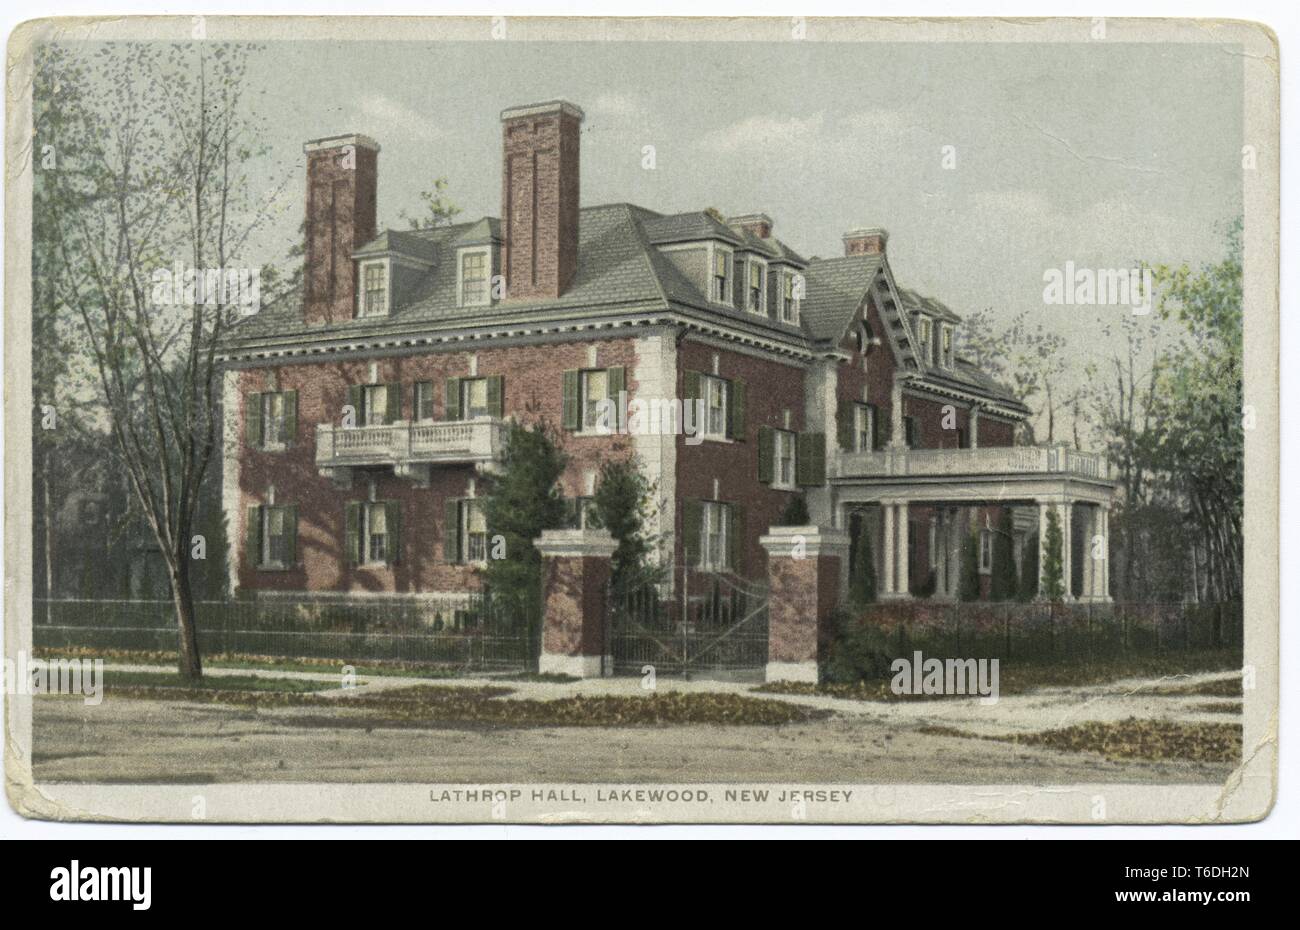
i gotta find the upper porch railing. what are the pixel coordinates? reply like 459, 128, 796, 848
833, 444, 1112, 480
315, 418, 508, 470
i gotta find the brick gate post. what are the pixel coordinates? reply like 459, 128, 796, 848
534, 528, 619, 678
759, 525, 851, 683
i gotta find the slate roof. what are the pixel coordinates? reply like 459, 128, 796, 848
222, 203, 1023, 412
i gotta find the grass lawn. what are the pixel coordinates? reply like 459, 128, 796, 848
920, 718, 1242, 764
103, 670, 341, 694
755, 649, 1243, 702
34, 646, 463, 679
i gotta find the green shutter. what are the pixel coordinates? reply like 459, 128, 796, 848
386, 382, 401, 423
246, 505, 262, 568
682, 499, 703, 567
347, 385, 363, 425
345, 502, 361, 565
728, 379, 746, 440
561, 369, 580, 430
868, 403, 881, 450
683, 370, 701, 402
757, 426, 775, 483
486, 375, 504, 418
245, 394, 262, 447
728, 504, 745, 574
607, 367, 626, 431
444, 499, 461, 563
797, 432, 826, 486
444, 378, 461, 421
285, 504, 298, 565
386, 501, 402, 565
282, 391, 298, 443
837, 400, 854, 451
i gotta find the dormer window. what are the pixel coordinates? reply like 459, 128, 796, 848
917, 316, 932, 358
459, 249, 491, 306
941, 325, 954, 368
779, 271, 800, 324
746, 260, 764, 313
358, 260, 388, 317
711, 247, 732, 305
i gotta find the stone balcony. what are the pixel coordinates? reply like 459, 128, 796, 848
833, 444, 1111, 481
315, 419, 508, 486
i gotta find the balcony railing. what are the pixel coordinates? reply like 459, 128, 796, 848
315, 419, 508, 471
833, 445, 1111, 480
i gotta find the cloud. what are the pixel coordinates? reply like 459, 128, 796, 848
357, 94, 440, 141
589, 92, 642, 119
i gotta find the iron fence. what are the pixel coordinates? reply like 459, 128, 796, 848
31, 596, 537, 672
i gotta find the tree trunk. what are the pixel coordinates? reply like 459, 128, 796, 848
170, 556, 203, 681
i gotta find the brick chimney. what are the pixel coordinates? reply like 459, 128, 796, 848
302, 134, 379, 325
843, 226, 888, 257
728, 213, 773, 239
500, 101, 584, 301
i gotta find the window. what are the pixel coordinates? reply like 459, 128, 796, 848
461, 499, 487, 563
251, 504, 296, 569
702, 375, 728, 439
701, 501, 730, 571
247, 390, 297, 449
414, 382, 435, 422
460, 250, 490, 306
774, 429, 796, 489
854, 404, 874, 453
780, 272, 799, 323
712, 249, 731, 304
364, 502, 389, 565
569, 496, 598, 529
979, 529, 993, 575
461, 378, 490, 420
361, 384, 390, 426
904, 415, 917, 449
360, 262, 388, 317
581, 369, 609, 430
917, 316, 932, 362
746, 261, 763, 313
941, 325, 954, 368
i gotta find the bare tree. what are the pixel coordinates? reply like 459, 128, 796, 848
36, 42, 271, 679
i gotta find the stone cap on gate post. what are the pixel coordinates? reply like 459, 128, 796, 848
758, 525, 851, 560
533, 527, 619, 558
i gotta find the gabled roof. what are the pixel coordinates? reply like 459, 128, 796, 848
799, 254, 883, 343
899, 287, 962, 324
352, 229, 439, 263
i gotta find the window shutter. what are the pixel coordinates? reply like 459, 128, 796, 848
606, 366, 627, 432
837, 400, 854, 451
732, 257, 744, 307
486, 375, 504, 418
757, 426, 775, 483
797, 432, 826, 486
386, 501, 402, 565
412, 382, 429, 421
246, 505, 262, 568
561, 369, 580, 430
564, 497, 581, 529
245, 394, 263, 447
444, 378, 461, 421
682, 499, 703, 567
385, 382, 401, 423
728, 379, 746, 440
767, 269, 778, 317
285, 504, 298, 565
868, 403, 882, 450
345, 502, 361, 565
283, 391, 298, 443
683, 370, 701, 402
347, 385, 362, 425
444, 499, 461, 563
728, 504, 745, 574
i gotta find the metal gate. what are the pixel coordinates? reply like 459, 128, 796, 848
607, 568, 768, 678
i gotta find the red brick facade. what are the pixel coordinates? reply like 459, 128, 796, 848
303, 137, 378, 326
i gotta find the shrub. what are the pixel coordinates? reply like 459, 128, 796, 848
778, 495, 811, 526
822, 609, 895, 684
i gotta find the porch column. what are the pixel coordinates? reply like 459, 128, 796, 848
1100, 504, 1112, 601
896, 500, 910, 596
969, 405, 980, 449
534, 528, 618, 678
948, 507, 963, 598
1058, 501, 1074, 602
933, 511, 947, 598
760, 525, 850, 683
1037, 500, 1049, 597
890, 380, 905, 447
1083, 504, 1101, 600
882, 500, 896, 597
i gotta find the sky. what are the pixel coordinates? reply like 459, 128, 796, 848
60, 37, 1245, 441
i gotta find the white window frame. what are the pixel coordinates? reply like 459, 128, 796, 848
361, 501, 390, 566
700, 374, 728, 440
779, 270, 800, 324
917, 316, 932, 364
357, 259, 390, 318
743, 256, 768, 315
700, 501, 731, 572
460, 499, 488, 565
579, 369, 610, 431
941, 324, 955, 369
460, 377, 491, 420
853, 403, 874, 453
457, 247, 493, 307
773, 428, 797, 490
261, 504, 291, 569
360, 384, 389, 427
261, 391, 287, 450
708, 242, 734, 307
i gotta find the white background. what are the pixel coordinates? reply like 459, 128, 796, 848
1, 0, 1294, 840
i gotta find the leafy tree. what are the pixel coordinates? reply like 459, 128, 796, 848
399, 177, 462, 230
778, 495, 810, 526
480, 420, 570, 634
848, 524, 877, 606
1041, 508, 1066, 602
590, 455, 659, 589
990, 510, 1017, 601
959, 532, 981, 601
